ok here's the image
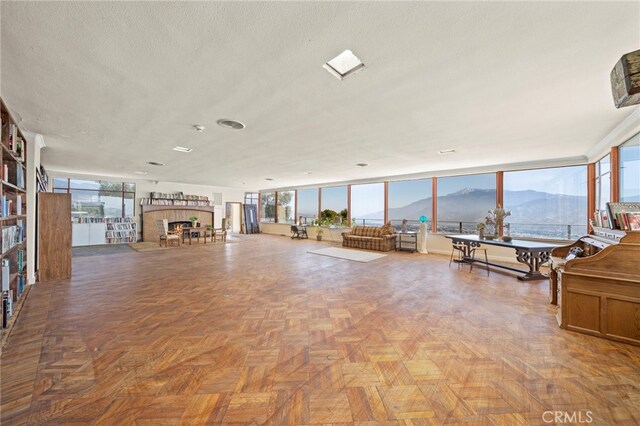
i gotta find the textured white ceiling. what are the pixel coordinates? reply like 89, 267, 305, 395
1, 2, 639, 190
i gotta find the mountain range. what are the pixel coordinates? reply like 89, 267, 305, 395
361, 188, 587, 225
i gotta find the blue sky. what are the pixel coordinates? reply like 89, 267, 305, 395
321, 186, 347, 212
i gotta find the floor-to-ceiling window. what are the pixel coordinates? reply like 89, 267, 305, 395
53, 178, 137, 245
503, 165, 587, 239
620, 133, 640, 202
277, 191, 295, 224
350, 183, 384, 226
436, 173, 496, 233
388, 178, 432, 231
320, 186, 347, 225
53, 178, 136, 219
595, 154, 611, 211
260, 192, 275, 223
244, 192, 258, 207
297, 188, 318, 224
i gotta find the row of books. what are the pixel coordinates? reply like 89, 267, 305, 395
1, 195, 22, 217
1, 222, 24, 254
106, 230, 136, 237
36, 165, 48, 192
6, 123, 25, 162
105, 234, 136, 243
106, 223, 137, 231
2, 290, 14, 328
148, 192, 209, 201
2, 163, 25, 188
140, 198, 214, 206
2, 259, 9, 291
593, 209, 640, 231
1, 277, 23, 328
73, 216, 135, 224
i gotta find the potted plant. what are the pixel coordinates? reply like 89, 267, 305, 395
189, 215, 199, 228
476, 222, 485, 239
312, 219, 325, 241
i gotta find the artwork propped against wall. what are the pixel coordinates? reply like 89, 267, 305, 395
244, 204, 259, 234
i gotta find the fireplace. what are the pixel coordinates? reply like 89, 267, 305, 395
140, 205, 215, 242
168, 221, 192, 232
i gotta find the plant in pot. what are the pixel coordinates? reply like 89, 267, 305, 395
312, 219, 325, 241
189, 215, 199, 228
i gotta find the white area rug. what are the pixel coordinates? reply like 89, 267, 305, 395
307, 247, 387, 263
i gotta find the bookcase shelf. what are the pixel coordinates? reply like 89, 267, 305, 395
72, 217, 137, 246
1, 98, 29, 336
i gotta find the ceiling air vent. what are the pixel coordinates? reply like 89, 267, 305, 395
217, 119, 245, 130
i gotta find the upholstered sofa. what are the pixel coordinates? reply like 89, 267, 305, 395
341, 222, 396, 251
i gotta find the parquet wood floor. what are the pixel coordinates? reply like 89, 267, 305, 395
1, 235, 639, 425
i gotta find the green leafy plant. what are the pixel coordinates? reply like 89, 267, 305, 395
189, 215, 198, 222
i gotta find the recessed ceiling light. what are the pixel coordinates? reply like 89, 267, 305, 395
438, 149, 456, 154
323, 50, 365, 80
134, 171, 148, 175
304, 171, 312, 175
217, 119, 245, 130
173, 146, 193, 153
265, 178, 274, 181
147, 161, 165, 166
356, 163, 369, 167
194, 125, 205, 132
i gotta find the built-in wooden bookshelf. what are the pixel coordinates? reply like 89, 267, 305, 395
1, 98, 28, 338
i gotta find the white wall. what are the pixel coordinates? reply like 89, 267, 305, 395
46, 170, 251, 240
260, 223, 524, 263
25, 133, 44, 284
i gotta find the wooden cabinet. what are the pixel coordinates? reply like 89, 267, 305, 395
38, 193, 72, 281
552, 232, 640, 346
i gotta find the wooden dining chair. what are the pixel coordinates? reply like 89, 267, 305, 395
156, 219, 180, 247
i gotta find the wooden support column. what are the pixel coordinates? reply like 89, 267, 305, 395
258, 192, 261, 222
496, 171, 504, 236
274, 191, 278, 223
432, 178, 437, 233
587, 163, 596, 230
347, 185, 351, 224
384, 181, 389, 224
496, 171, 504, 208
611, 146, 620, 202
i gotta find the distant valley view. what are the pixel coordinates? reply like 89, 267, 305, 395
358, 188, 587, 239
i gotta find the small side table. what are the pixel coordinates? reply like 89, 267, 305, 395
395, 232, 417, 253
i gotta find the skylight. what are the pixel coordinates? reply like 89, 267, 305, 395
323, 50, 365, 80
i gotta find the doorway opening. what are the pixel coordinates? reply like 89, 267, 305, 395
225, 202, 242, 234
